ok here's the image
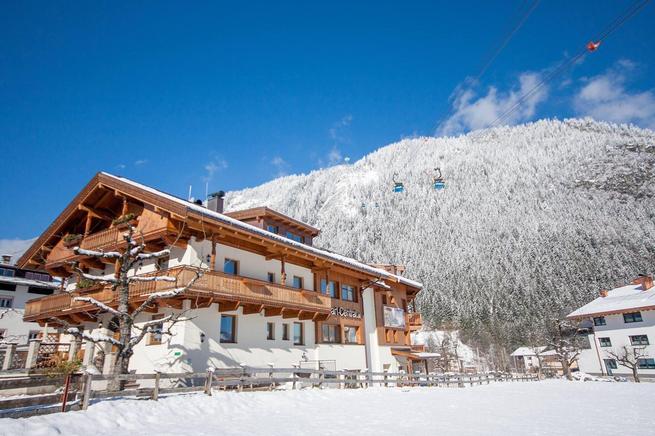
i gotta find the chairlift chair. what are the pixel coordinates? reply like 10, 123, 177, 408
392, 173, 405, 193
433, 167, 446, 191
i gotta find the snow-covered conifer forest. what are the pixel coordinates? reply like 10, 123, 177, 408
225, 118, 655, 350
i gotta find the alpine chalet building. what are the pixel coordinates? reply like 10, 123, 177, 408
18, 172, 424, 374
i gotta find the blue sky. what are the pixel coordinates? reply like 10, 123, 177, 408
1, 0, 654, 246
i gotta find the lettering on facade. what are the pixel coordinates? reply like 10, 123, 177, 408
330, 306, 362, 319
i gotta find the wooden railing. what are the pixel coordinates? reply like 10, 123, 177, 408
0, 368, 539, 418
407, 313, 422, 329
25, 267, 333, 320
80, 227, 122, 251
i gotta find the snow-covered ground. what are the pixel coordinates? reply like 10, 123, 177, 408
2, 381, 653, 436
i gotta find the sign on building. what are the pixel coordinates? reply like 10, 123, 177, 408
383, 306, 406, 328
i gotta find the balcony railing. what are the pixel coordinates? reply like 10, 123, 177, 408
24, 266, 333, 321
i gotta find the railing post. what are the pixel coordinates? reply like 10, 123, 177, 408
153, 370, 161, 400
238, 365, 245, 392
2, 343, 16, 370
292, 365, 298, 390
25, 339, 41, 369
204, 367, 214, 396
81, 372, 93, 410
68, 339, 81, 362
268, 363, 274, 391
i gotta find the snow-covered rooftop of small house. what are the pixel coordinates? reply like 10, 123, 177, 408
510, 346, 547, 357
101, 173, 422, 289
567, 284, 655, 319
0, 275, 59, 289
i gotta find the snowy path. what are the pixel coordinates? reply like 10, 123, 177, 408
2, 380, 653, 436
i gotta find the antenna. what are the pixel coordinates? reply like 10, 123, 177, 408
205, 182, 209, 200
188, 185, 193, 201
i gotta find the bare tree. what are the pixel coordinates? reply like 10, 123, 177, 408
548, 319, 582, 381
57, 226, 202, 390
607, 346, 647, 383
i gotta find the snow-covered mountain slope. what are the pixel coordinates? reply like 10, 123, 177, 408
225, 118, 655, 343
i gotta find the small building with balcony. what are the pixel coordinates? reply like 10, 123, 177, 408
17, 172, 425, 374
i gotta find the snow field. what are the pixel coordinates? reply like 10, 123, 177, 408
2, 380, 654, 436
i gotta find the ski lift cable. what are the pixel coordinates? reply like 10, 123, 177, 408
475, 0, 541, 81
487, 0, 651, 130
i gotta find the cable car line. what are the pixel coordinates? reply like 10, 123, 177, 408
486, 0, 651, 130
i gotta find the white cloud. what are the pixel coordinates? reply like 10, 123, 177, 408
203, 158, 228, 183
438, 72, 548, 136
270, 156, 289, 177
320, 115, 353, 167
574, 60, 655, 129
0, 238, 37, 263
134, 159, 148, 166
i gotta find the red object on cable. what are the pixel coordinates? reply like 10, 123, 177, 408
587, 41, 601, 52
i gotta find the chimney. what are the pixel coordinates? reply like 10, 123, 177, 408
632, 274, 654, 291
1, 254, 11, 264
207, 191, 225, 214
599, 289, 608, 298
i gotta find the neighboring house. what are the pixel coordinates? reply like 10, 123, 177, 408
17, 172, 426, 374
511, 346, 578, 376
0, 255, 58, 345
567, 275, 655, 380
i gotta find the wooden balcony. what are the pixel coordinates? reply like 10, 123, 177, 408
24, 266, 334, 323
407, 312, 423, 331
45, 210, 172, 270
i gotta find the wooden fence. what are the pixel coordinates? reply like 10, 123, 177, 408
0, 368, 539, 419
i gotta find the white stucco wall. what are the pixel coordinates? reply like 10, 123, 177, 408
0, 284, 52, 345
580, 311, 655, 379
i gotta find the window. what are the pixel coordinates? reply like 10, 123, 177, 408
0, 283, 16, 292
593, 317, 606, 326
341, 285, 355, 302
293, 322, 304, 345
630, 335, 649, 346
0, 297, 13, 308
0, 329, 5, 340
321, 324, 340, 343
266, 322, 275, 340
320, 279, 337, 298
223, 259, 238, 275
605, 359, 618, 370
638, 358, 655, 369
148, 314, 165, 345
344, 326, 358, 344
28, 286, 54, 295
267, 272, 276, 283
282, 323, 290, 341
25, 271, 50, 281
285, 231, 304, 243
599, 337, 612, 347
623, 312, 643, 323
28, 331, 40, 341
292, 276, 303, 289
220, 315, 237, 343
0, 268, 14, 277
267, 225, 279, 234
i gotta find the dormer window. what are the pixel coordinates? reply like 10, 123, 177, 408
285, 231, 304, 243
267, 225, 279, 234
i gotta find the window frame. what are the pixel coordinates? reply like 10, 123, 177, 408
223, 258, 239, 276
341, 284, 356, 302
282, 323, 290, 341
598, 337, 612, 347
267, 272, 276, 283
28, 330, 41, 341
638, 358, 655, 369
147, 314, 166, 346
629, 335, 649, 346
0, 296, 13, 308
266, 224, 279, 234
266, 322, 275, 341
343, 326, 358, 344
320, 279, 337, 298
0, 268, 15, 277
321, 324, 340, 344
293, 322, 304, 345
220, 314, 237, 343
623, 312, 643, 323
292, 276, 304, 289
593, 316, 606, 326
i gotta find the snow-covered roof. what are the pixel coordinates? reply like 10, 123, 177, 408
567, 284, 655, 319
0, 275, 58, 289
101, 173, 422, 289
510, 346, 546, 357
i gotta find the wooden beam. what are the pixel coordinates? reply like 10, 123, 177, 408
263, 307, 283, 317
242, 304, 264, 315
217, 301, 240, 312
298, 310, 314, 321
281, 308, 300, 319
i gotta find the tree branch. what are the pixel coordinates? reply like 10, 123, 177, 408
73, 297, 122, 316
73, 247, 121, 259
128, 275, 177, 283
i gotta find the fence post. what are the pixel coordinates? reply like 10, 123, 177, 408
318, 370, 324, 389
205, 367, 214, 396
61, 373, 72, 412
469, 376, 474, 387
238, 365, 245, 392
25, 339, 41, 369
457, 376, 464, 388
68, 339, 80, 362
152, 371, 161, 401
2, 343, 16, 370
268, 363, 274, 391
81, 372, 93, 410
